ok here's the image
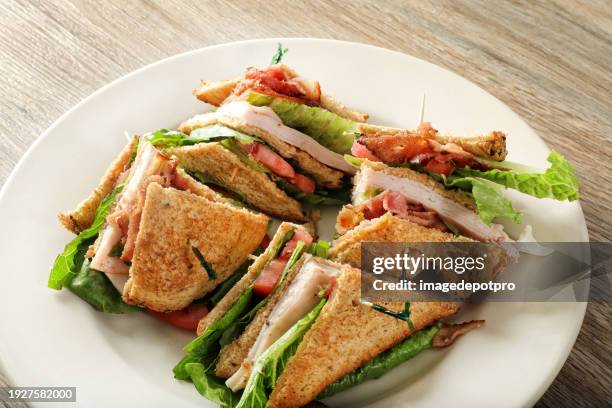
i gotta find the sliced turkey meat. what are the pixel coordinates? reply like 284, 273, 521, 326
216, 101, 356, 174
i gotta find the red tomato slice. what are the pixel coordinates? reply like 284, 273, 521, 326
279, 230, 314, 260
289, 173, 316, 194
426, 158, 454, 176
324, 276, 337, 298
351, 141, 380, 161
250, 143, 295, 178
253, 258, 287, 297
147, 303, 208, 331
293, 230, 314, 244
259, 233, 272, 251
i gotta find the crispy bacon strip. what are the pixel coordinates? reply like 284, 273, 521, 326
432, 320, 485, 348
231, 66, 321, 105
353, 123, 486, 176
357, 190, 449, 233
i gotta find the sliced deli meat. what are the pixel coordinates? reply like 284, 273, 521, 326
216, 102, 356, 174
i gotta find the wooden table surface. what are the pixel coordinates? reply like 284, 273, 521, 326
0, 1, 610, 407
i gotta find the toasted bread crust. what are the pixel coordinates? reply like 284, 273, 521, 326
334, 204, 365, 236
196, 222, 308, 335
268, 266, 459, 408
215, 253, 309, 378
58, 137, 136, 233
330, 213, 474, 268
319, 92, 368, 122
166, 143, 306, 221
123, 183, 268, 311
194, 79, 239, 106
359, 160, 477, 212
437, 131, 507, 161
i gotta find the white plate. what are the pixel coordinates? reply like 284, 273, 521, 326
0, 39, 588, 408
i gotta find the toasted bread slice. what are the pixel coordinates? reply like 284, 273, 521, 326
58, 137, 136, 233
267, 265, 459, 408
178, 112, 344, 189
331, 213, 474, 268
214, 241, 310, 378
123, 183, 268, 312
166, 143, 306, 222
194, 79, 239, 106
357, 123, 507, 161
196, 222, 311, 335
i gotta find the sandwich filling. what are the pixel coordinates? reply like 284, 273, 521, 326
352, 166, 508, 243
226, 255, 338, 391
229, 65, 322, 106
217, 101, 355, 174
351, 123, 495, 176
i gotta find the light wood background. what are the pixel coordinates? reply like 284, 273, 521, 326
0, 1, 610, 407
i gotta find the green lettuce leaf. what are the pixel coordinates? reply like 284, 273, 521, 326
236, 298, 327, 408
206, 262, 250, 307
319, 323, 441, 398
48, 185, 123, 290
185, 363, 240, 408
271, 229, 295, 259
275, 178, 350, 205
66, 260, 138, 314
344, 154, 363, 168
246, 91, 357, 154
306, 240, 330, 258
182, 287, 254, 358
444, 176, 522, 225
147, 126, 260, 149
457, 150, 580, 201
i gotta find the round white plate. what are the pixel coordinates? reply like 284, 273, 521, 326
0, 39, 587, 408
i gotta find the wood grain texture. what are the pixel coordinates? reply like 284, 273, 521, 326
0, 1, 609, 407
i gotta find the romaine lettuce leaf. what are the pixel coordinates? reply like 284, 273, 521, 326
246, 91, 357, 155
319, 323, 441, 398
66, 260, 138, 314
182, 287, 254, 357
147, 126, 260, 149
185, 362, 240, 408
275, 178, 350, 205
236, 298, 327, 408
48, 185, 123, 290
344, 154, 363, 168
306, 240, 330, 258
445, 176, 522, 225
457, 150, 580, 201
207, 261, 250, 306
